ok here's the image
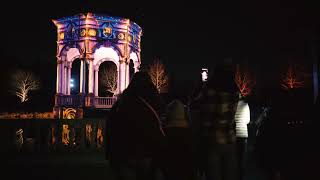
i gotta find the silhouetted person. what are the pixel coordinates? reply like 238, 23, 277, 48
198, 62, 239, 180
189, 80, 207, 179
279, 88, 315, 180
163, 99, 194, 180
255, 88, 313, 180
106, 71, 165, 180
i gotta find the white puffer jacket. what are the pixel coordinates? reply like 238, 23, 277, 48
234, 100, 250, 138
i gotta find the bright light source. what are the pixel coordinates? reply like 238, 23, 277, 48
70, 79, 75, 88
201, 68, 208, 82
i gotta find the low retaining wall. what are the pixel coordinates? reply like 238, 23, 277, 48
0, 118, 107, 153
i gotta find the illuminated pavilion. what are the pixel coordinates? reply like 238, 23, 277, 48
52, 13, 142, 118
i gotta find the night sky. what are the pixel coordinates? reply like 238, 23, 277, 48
0, 0, 319, 111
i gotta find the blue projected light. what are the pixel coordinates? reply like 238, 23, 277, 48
53, 13, 142, 51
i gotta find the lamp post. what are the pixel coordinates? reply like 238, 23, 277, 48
70, 79, 75, 92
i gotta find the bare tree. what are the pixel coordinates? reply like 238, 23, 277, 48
148, 59, 169, 93
281, 63, 305, 90
11, 70, 40, 103
100, 66, 117, 94
235, 64, 256, 97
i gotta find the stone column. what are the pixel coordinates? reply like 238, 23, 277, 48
83, 59, 87, 94
119, 60, 126, 93
94, 69, 99, 96
116, 64, 119, 95
67, 66, 71, 95
80, 59, 86, 94
63, 64, 67, 94
88, 59, 94, 94
56, 60, 62, 94
125, 61, 130, 88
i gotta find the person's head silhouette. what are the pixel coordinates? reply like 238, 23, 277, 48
207, 61, 237, 93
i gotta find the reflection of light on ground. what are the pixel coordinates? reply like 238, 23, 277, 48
62, 124, 70, 145
86, 124, 93, 145
51, 127, 56, 145
97, 128, 104, 148
15, 129, 24, 149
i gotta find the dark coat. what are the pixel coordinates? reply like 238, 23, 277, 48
164, 127, 194, 180
255, 89, 315, 178
106, 94, 165, 162
162, 100, 195, 179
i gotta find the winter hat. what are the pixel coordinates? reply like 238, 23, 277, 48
165, 99, 189, 128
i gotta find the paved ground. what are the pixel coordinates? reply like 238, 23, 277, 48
2, 150, 270, 180
3, 152, 114, 180
3, 139, 319, 180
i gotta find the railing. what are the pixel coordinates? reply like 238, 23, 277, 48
55, 95, 117, 109
94, 97, 117, 109
55, 95, 82, 107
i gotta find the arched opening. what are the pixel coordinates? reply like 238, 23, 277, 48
129, 52, 140, 73
99, 61, 118, 97
93, 46, 120, 96
63, 47, 81, 95
70, 58, 81, 95
94, 47, 119, 64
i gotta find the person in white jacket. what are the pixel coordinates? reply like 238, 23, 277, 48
234, 95, 250, 180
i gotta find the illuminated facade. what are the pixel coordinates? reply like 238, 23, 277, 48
52, 13, 142, 114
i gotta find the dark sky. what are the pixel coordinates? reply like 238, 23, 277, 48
1, 1, 319, 68
0, 0, 319, 110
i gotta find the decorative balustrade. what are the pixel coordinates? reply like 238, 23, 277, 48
55, 95, 117, 109
55, 95, 82, 107
94, 97, 117, 109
